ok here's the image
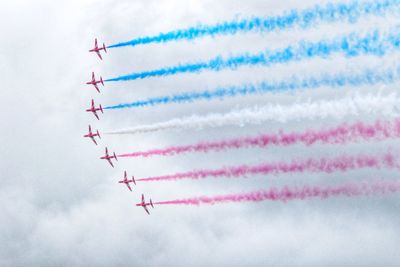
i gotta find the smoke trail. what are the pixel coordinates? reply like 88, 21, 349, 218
108, 0, 400, 48
117, 119, 400, 158
154, 180, 400, 205
105, 29, 400, 82
136, 152, 399, 182
104, 67, 400, 109
105, 93, 400, 135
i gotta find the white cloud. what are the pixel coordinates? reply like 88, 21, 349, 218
1, 0, 400, 266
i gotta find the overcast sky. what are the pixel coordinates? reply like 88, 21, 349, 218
1, 0, 400, 266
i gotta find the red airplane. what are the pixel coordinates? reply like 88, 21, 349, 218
89, 38, 107, 60
118, 171, 136, 191
86, 99, 103, 120
100, 147, 118, 167
136, 194, 154, 215
86, 72, 104, 93
83, 125, 101, 145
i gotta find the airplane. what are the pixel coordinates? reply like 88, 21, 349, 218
86, 72, 104, 93
83, 125, 101, 145
85, 99, 103, 120
100, 147, 118, 167
118, 171, 136, 192
89, 38, 107, 60
136, 194, 154, 215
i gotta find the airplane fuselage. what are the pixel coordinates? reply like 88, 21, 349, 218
89, 47, 105, 53
86, 107, 101, 113
136, 203, 152, 208
87, 80, 101, 85
84, 133, 99, 138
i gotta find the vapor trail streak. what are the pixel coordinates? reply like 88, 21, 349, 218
154, 180, 400, 205
108, 0, 399, 48
137, 152, 399, 182
105, 93, 400, 135
105, 29, 400, 82
104, 67, 400, 109
117, 119, 400, 158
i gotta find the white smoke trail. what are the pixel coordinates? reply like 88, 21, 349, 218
106, 93, 400, 135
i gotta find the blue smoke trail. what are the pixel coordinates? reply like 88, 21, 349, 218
105, 29, 400, 82
108, 0, 400, 48
104, 66, 400, 109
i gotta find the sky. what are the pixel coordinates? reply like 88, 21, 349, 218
1, 0, 400, 266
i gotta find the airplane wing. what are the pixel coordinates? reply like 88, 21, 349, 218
96, 51, 103, 60
107, 158, 114, 167
143, 205, 150, 215
126, 183, 132, 192
94, 111, 99, 120
90, 136, 97, 145
94, 83, 100, 93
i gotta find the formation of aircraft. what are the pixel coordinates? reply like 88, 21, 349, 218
86, 99, 103, 120
89, 38, 107, 60
118, 171, 136, 191
86, 39, 155, 214
86, 72, 104, 93
100, 147, 118, 167
136, 194, 154, 215
84, 125, 101, 145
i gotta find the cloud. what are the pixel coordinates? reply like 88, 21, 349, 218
1, 0, 400, 266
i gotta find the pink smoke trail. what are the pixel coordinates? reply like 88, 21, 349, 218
154, 180, 400, 206
136, 152, 399, 182
118, 119, 400, 158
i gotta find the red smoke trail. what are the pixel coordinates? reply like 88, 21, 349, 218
136, 152, 399, 182
154, 180, 400, 206
118, 119, 400, 158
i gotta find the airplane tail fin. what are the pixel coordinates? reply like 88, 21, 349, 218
100, 105, 104, 113
103, 43, 107, 53
97, 130, 101, 139
132, 176, 136, 185
114, 152, 118, 161
100, 77, 104, 86
150, 199, 154, 208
